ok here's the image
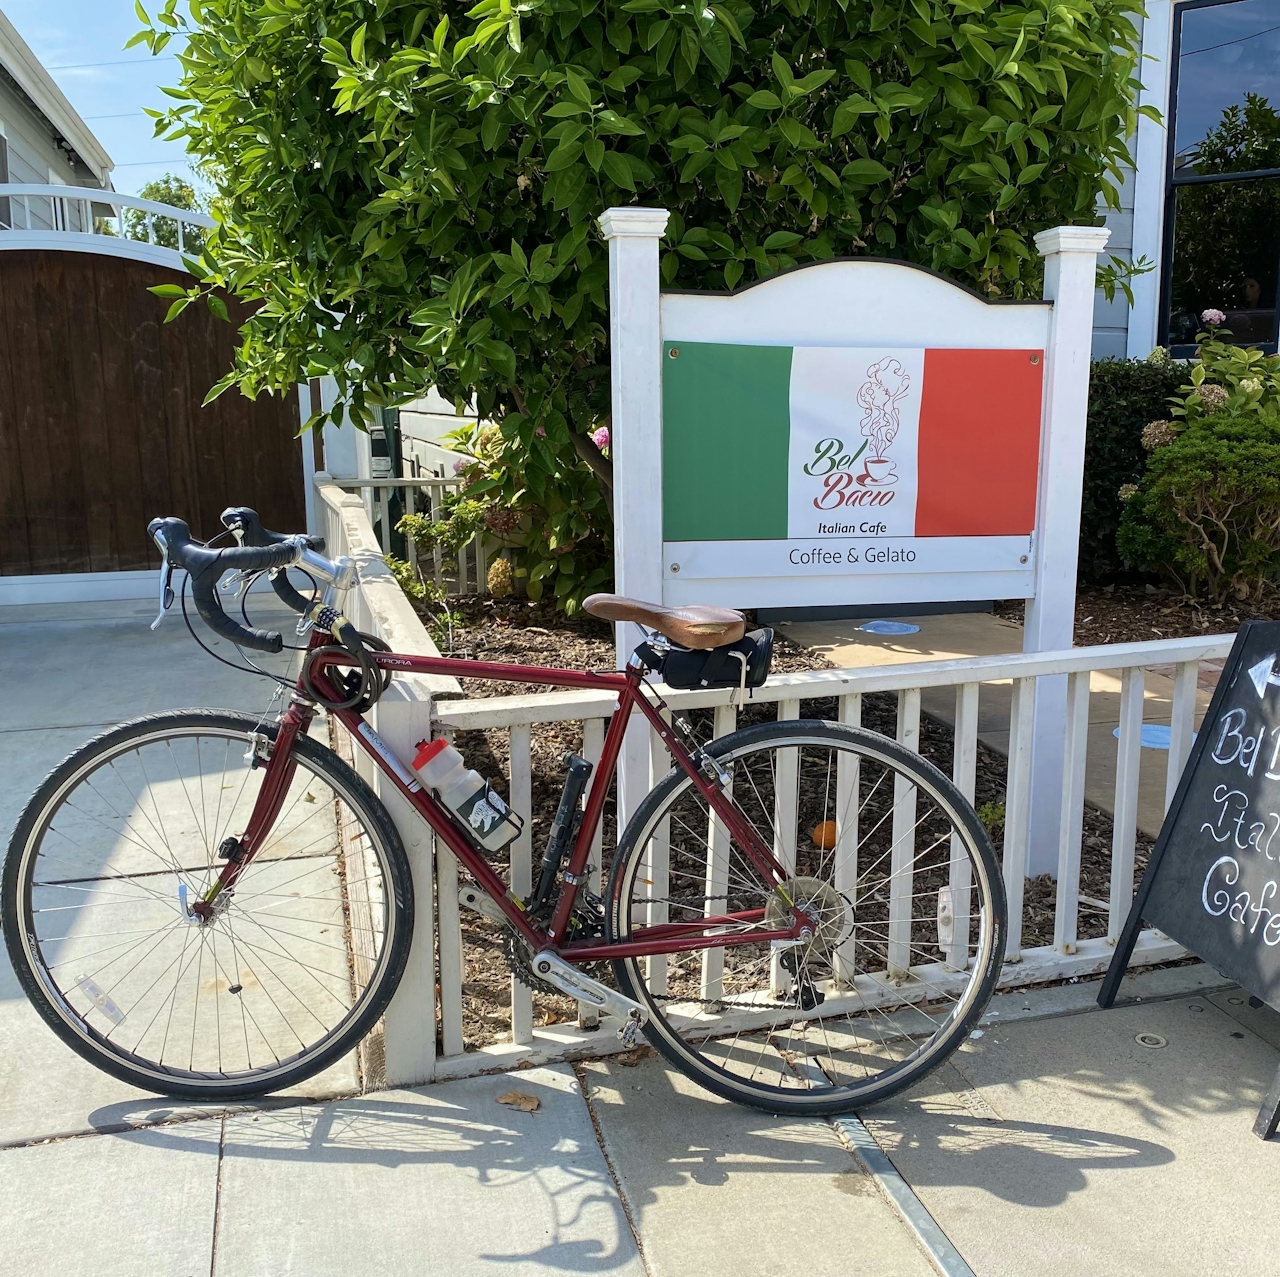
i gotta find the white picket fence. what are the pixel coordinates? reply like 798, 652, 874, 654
429, 632, 1234, 1073
328, 475, 494, 595
316, 476, 1235, 1082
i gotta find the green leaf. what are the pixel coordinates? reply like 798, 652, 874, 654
601, 150, 637, 190
544, 140, 584, 171
716, 165, 743, 211
842, 158, 891, 184
206, 293, 229, 322
164, 297, 192, 322
585, 138, 604, 171
763, 231, 803, 249
747, 90, 781, 110
351, 22, 367, 61
148, 283, 189, 299
832, 95, 875, 136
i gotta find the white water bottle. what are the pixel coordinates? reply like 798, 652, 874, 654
412, 739, 522, 853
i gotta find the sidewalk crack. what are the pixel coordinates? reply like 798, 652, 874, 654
209, 1116, 226, 1277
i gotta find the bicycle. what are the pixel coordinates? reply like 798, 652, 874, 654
2, 507, 1007, 1115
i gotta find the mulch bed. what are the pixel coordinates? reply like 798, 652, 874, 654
409, 588, 1246, 1049
996, 583, 1280, 647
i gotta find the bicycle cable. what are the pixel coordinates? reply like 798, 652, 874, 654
238, 565, 320, 652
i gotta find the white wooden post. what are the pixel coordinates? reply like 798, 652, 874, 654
370, 679, 439, 1085
599, 206, 670, 830
1024, 226, 1110, 877
299, 384, 318, 537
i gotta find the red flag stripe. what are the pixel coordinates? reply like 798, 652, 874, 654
914, 349, 1043, 537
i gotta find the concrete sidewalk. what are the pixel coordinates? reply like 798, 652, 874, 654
2, 958, 1276, 1276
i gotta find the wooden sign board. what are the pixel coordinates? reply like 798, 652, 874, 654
1100, 619, 1280, 1137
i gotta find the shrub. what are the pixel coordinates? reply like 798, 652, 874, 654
1080, 355, 1187, 583
407, 421, 612, 609
1116, 414, 1280, 602
137, 0, 1149, 608
1169, 325, 1280, 426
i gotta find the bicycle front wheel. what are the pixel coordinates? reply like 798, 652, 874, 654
607, 719, 1006, 1114
2, 710, 413, 1098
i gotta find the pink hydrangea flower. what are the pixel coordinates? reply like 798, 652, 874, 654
452, 458, 465, 474
592, 425, 610, 451
1201, 308, 1226, 327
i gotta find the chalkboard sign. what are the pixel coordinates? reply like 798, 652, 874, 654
1099, 620, 1280, 1137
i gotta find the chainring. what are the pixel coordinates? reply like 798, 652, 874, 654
502, 893, 607, 996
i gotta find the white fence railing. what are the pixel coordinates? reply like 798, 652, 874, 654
314, 481, 459, 1086
328, 476, 494, 595
427, 631, 1234, 1076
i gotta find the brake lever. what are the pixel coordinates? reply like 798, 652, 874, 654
218, 569, 254, 600
150, 535, 176, 632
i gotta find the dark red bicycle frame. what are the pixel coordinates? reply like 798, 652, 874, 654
203, 630, 813, 965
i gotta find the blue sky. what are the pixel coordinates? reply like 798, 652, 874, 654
4, 1, 193, 194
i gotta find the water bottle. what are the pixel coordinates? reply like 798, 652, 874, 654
412, 739, 523, 853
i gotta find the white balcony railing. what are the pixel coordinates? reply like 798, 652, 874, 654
0, 184, 215, 269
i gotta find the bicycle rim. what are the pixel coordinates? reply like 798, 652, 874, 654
608, 719, 1005, 1113
4, 712, 410, 1095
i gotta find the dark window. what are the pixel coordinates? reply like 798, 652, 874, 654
1161, 0, 1280, 354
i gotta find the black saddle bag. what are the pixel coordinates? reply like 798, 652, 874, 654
637, 628, 774, 691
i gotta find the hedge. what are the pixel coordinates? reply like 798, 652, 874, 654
1080, 357, 1186, 583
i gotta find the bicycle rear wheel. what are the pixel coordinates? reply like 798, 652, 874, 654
2, 710, 413, 1098
607, 718, 1006, 1114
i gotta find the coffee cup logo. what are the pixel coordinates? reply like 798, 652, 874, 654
786, 345, 924, 537
855, 357, 910, 487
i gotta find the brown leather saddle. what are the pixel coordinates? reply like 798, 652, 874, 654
583, 593, 746, 650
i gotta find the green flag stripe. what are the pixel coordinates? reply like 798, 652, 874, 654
662, 341, 792, 543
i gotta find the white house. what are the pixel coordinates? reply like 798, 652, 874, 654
0, 9, 114, 232
1096, 0, 1279, 359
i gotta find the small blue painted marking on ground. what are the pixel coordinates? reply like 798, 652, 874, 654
1110, 723, 1198, 749
859, 620, 922, 636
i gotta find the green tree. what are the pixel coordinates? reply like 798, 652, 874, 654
124, 173, 209, 254
136, 0, 1148, 605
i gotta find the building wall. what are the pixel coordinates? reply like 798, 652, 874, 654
0, 76, 97, 232
1091, 158, 1137, 360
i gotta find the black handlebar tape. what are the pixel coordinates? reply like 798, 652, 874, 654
190, 569, 286, 654
152, 517, 294, 653
221, 506, 325, 552
268, 568, 312, 614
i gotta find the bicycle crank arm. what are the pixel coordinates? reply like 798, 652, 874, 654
529, 951, 648, 1045
458, 884, 511, 927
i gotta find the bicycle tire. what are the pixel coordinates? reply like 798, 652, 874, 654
606, 718, 1006, 1115
2, 710, 414, 1099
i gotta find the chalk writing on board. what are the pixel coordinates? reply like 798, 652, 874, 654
1202, 856, 1280, 944
1103, 622, 1280, 1025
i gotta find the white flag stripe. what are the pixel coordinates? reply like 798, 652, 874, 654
787, 347, 925, 540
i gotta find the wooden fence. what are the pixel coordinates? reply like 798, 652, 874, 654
0, 248, 303, 577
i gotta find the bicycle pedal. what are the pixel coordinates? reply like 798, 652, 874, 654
618, 1010, 644, 1048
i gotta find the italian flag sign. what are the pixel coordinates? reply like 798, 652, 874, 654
662, 342, 1044, 544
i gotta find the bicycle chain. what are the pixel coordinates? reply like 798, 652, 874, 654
501, 890, 826, 1012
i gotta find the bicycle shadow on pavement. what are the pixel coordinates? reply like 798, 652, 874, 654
88, 1065, 640, 1274
578, 1051, 1172, 1209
